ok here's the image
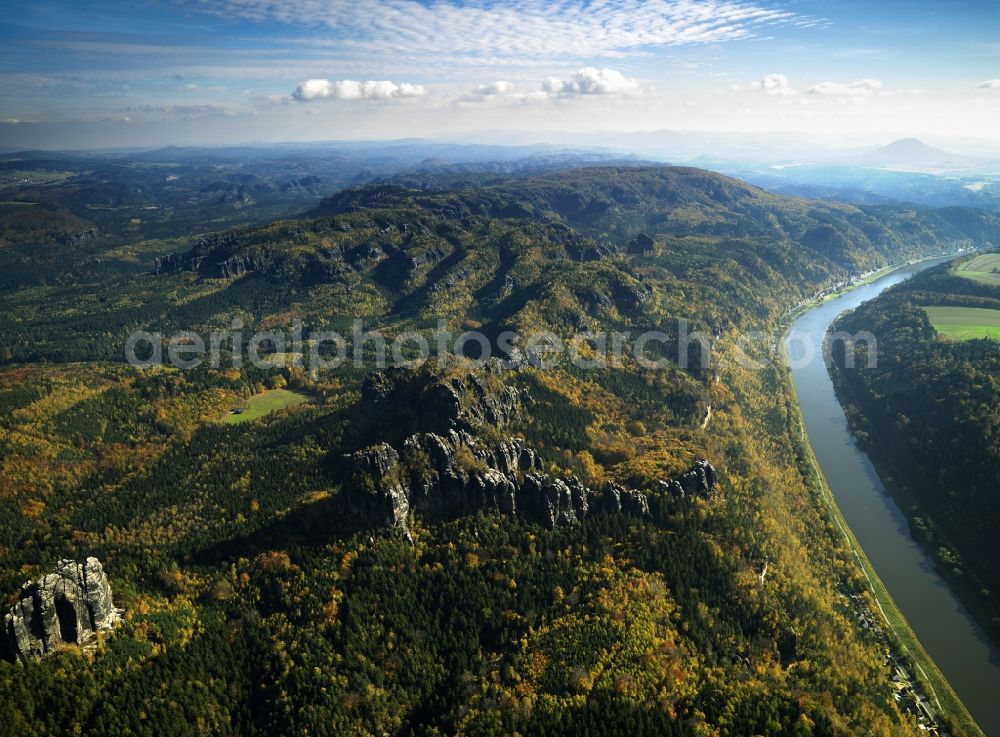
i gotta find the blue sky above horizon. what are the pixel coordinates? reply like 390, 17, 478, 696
1, 0, 998, 149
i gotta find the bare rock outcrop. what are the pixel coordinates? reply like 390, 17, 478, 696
3, 558, 120, 663
346, 430, 717, 540
625, 232, 655, 254
602, 482, 651, 517
63, 229, 98, 247
346, 443, 411, 542
341, 368, 719, 540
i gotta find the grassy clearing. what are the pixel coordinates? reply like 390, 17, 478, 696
221, 388, 311, 424
923, 306, 1000, 341
955, 253, 1000, 286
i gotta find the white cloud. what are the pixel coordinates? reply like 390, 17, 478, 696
753, 73, 796, 95
978, 79, 1000, 90
393, 83, 426, 97
460, 71, 642, 105
186, 1, 818, 62
460, 80, 516, 102
128, 103, 230, 115
476, 81, 514, 96
507, 90, 551, 104
808, 78, 883, 96
542, 67, 641, 97
292, 78, 426, 101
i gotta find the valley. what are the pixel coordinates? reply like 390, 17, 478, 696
789, 259, 1000, 737
830, 254, 1000, 662
1, 161, 998, 735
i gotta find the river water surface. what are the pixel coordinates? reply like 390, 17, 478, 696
786, 259, 1000, 737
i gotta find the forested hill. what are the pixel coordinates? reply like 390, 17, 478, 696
831, 257, 1000, 644
7, 166, 1000, 367
316, 166, 1000, 269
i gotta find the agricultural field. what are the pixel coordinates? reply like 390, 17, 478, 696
923, 305, 1000, 340
222, 387, 311, 423
954, 252, 1000, 286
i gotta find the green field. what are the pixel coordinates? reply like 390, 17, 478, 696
222, 388, 311, 423
924, 306, 1000, 340
954, 253, 1000, 286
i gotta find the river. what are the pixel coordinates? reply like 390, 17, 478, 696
786, 258, 1000, 737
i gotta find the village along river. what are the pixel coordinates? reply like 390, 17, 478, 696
786, 258, 1000, 737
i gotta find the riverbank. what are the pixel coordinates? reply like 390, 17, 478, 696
784, 248, 982, 324
782, 360, 983, 737
782, 261, 903, 319
778, 261, 986, 737
826, 265, 1000, 650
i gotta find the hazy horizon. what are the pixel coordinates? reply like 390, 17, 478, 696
6, 130, 1000, 165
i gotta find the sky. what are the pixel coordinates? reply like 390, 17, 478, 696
0, 0, 998, 150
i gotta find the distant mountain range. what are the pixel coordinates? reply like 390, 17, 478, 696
857, 138, 957, 165
842, 138, 1000, 173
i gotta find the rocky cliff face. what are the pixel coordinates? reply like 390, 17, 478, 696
626, 232, 655, 254
342, 368, 718, 540
63, 229, 98, 247
657, 460, 717, 500
2, 558, 120, 663
346, 426, 716, 540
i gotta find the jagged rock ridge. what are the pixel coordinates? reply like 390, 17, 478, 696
343, 368, 718, 540
2, 558, 120, 663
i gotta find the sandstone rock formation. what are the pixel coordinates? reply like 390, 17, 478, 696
602, 482, 652, 517
625, 232, 655, 254
658, 459, 717, 500
2, 558, 120, 663
63, 229, 98, 247
342, 368, 719, 540
346, 425, 718, 539
347, 442, 412, 541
